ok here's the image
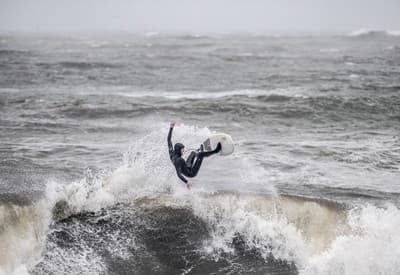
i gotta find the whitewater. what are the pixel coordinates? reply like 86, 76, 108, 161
1, 32, 400, 274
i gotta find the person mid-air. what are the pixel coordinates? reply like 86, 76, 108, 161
167, 120, 221, 189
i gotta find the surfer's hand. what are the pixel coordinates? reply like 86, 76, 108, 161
170, 120, 176, 128
186, 182, 192, 190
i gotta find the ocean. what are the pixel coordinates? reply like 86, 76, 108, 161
0, 30, 399, 274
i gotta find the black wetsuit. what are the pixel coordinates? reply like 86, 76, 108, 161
167, 127, 220, 184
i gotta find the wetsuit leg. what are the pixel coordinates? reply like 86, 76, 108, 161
198, 150, 215, 157
198, 143, 222, 158
186, 151, 197, 167
189, 154, 204, 177
189, 143, 221, 176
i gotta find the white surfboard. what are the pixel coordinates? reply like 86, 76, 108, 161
202, 133, 234, 156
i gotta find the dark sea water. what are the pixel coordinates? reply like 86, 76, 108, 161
0, 31, 399, 275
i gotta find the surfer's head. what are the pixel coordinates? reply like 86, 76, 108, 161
174, 143, 185, 157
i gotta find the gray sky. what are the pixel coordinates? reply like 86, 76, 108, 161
1, 0, 400, 33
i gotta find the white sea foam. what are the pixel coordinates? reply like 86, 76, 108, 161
348, 29, 372, 36
35, 242, 106, 275
348, 29, 400, 37
349, 74, 359, 79
237, 52, 254, 56
144, 32, 160, 37
115, 87, 308, 100
319, 48, 340, 53
303, 204, 400, 275
191, 194, 307, 263
86, 40, 109, 48
0, 192, 54, 274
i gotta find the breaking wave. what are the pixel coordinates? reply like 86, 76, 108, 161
1, 125, 400, 274
348, 29, 400, 37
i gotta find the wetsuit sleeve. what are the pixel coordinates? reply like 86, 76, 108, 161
176, 160, 188, 183
167, 127, 174, 159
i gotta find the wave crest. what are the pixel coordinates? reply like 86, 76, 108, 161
348, 29, 400, 37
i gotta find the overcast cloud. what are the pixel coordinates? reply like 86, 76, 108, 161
1, 0, 400, 33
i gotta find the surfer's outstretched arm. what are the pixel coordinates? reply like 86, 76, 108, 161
167, 120, 176, 158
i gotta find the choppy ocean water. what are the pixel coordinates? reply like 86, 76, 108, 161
0, 31, 400, 274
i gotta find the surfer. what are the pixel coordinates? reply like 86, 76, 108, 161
168, 120, 221, 189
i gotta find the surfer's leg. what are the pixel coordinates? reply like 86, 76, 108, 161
190, 155, 204, 177
188, 143, 221, 177
186, 151, 196, 167
198, 143, 222, 158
